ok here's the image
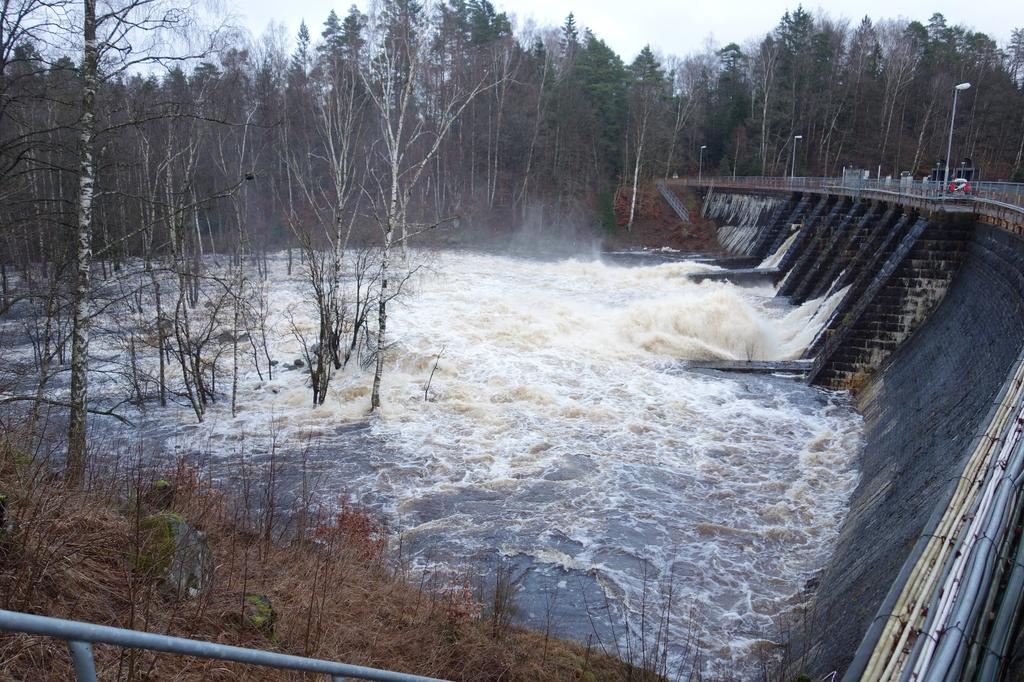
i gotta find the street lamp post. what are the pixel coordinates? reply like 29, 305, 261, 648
791, 135, 803, 181
699, 145, 707, 183
944, 82, 971, 193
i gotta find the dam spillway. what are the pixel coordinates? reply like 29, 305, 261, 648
677, 176, 1024, 679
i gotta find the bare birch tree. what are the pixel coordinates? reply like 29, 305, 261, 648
65, 0, 222, 483
877, 20, 920, 172
65, 0, 98, 484
625, 46, 664, 231
361, 0, 494, 412
754, 38, 779, 176
283, 46, 366, 406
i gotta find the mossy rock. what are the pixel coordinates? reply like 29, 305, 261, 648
130, 512, 183, 576
118, 479, 176, 517
243, 594, 276, 634
129, 512, 213, 596
144, 478, 175, 511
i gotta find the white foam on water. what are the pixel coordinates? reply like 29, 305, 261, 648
2, 250, 862, 676
773, 286, 852, 360
332, 252, 858, 673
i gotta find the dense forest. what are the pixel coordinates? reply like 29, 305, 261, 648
3, 1, 1024, 259
4, 2, 1024, 253
1, 0, 1024, 476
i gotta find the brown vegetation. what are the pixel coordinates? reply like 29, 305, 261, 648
606, 184, 721, 253
0, 433, 646, 681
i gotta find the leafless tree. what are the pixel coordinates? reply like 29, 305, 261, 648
360, 1, 496, 412
65, 0, 225, 484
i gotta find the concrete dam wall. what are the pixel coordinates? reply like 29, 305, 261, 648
696, 186, 1024, 678
806, 225, 1024, 677
703, 190, 790, 256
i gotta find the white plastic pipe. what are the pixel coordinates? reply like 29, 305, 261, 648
862, 358, 1024, 679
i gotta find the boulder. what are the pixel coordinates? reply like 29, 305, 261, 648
243, 594, 276, 634
132, 512, 214, 597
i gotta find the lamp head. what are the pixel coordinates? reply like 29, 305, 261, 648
794, 135, 803, 140
700, 145, 707, 149
955, 82, 971, 90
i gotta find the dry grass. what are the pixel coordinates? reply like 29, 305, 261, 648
0, 433, 650, 682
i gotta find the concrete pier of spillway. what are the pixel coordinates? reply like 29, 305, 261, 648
669, 179, 1024, 680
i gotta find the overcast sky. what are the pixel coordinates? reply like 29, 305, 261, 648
233, 0, 1022, 61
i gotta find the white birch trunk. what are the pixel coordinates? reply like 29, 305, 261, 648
371, 176, 398, 412
627, 115, 648, 231
66, 0, 98, 485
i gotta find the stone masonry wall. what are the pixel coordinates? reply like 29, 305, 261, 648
799, 224, 1024, 676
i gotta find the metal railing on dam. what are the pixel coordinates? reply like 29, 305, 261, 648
672, 176, 1024, 230
0, 609, 448, 682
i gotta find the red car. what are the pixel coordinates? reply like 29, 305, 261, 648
949, 178, 972, 194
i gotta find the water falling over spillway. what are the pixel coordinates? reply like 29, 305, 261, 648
761, 230, 800, 269
152, 250, 862, 676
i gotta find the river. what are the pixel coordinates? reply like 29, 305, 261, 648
121, 249, 861, 675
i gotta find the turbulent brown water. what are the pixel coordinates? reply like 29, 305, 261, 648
23, 250, 864, 675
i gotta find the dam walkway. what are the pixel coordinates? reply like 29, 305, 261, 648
672, 175, 1024, 232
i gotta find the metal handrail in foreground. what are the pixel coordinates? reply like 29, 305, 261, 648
0, 609, 449, 682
